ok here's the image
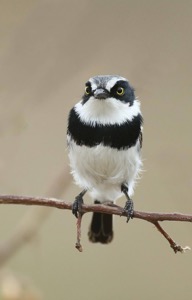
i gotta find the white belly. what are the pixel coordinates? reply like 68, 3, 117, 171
68, 140, 142, 202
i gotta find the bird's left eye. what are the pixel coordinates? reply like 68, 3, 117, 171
85, 86, 91, 95
116, 87, 125, 96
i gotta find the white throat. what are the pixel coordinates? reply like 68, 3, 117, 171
74, 97, 141, 126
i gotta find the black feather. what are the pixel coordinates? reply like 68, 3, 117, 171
88, 200, 113, 244
67, 108, 143, 150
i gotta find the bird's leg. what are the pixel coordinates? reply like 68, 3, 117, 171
121, 184, 134, 223
72, 189, 87, 218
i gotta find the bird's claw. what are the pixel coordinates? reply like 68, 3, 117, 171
122, 198, 134, 222
72, 195, 84, 218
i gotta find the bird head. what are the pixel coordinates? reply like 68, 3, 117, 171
82, 75, 135, 105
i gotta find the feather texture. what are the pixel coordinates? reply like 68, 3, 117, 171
67, 75, 143, 243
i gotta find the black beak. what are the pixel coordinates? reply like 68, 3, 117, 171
94, 88, 109, 100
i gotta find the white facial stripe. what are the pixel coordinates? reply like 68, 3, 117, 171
89, 75, 127, 92
89, 79, 97, 91
90, 81, 97, 91
106, 77, 127, 91
75, 98, 141, 126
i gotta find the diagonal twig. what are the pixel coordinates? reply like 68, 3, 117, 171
152, 221, 191, 253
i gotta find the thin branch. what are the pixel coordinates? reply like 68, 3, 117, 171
0, 195, 191, 222
75, 213, 84, 252
152, 221, 190, 253
0, 194, 191, 253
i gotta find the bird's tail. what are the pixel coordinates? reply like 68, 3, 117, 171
88, 200, 113, 244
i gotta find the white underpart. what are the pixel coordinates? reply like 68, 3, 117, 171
68, 97, 142, 203
68, 138, 142, 202
75, 98, 141, 126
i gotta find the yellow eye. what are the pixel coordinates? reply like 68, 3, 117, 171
85, 86, 91, 95
116, 87, 125, 96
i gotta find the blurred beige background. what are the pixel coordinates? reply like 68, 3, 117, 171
0, 0, 192, 299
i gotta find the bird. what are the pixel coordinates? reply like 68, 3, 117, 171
67, 75, 143, 244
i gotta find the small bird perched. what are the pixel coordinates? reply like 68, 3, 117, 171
67, 75, 143, 244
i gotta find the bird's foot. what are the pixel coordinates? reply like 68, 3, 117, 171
122, 198, 134, 222
72, 190, 86, 218
121, 184, 134, 222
